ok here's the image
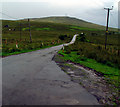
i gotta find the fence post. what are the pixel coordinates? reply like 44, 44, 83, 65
16, 40, 18, 48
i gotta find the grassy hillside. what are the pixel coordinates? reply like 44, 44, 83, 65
2, 18, 119, 56
28, 16, 117, 31
2, 19, 83, 56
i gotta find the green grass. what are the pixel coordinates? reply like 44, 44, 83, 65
22, 27, 53, 31
69, 26, 101, 31
35, 27, 52, 31
2, 43, 61, 57
58, 50, 120, 87
22, 27, 30, 31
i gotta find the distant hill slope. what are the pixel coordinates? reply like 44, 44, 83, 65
28, 16, 117, 31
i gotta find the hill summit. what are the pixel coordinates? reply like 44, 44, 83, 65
30, 16, 106, 30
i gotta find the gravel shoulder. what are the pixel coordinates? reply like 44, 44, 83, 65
53, 53, 119, 105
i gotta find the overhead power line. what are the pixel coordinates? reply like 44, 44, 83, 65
0, 11, 24, 40
0, 11, 19, 20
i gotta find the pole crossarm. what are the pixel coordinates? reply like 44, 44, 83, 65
104, 6, 113, 10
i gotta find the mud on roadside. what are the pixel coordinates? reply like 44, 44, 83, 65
53, 53, 119, 105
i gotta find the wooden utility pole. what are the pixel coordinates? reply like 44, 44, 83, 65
104, 6, 113, 49
20, 22, 22, 41
28, 18, 32, 43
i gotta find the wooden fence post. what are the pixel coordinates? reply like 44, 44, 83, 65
16, 40, 18, 48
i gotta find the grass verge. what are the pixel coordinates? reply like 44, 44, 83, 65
2, 43, 61, 57
58, 50, 120, 87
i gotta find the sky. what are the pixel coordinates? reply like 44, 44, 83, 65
0, 0, 119, 28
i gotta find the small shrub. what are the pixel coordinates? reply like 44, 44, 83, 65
106, 61, 114, 67
59, 35, 67, 40
65, 50, 71, 54
100, 59, 107, 64
8, 48, 21, 53
80, 57, 87, 61
72, 48, 79, 51
77, 33, 87, 42
87, 52, 97, 59
96, 45, 102, 50
77, 52, 80, 55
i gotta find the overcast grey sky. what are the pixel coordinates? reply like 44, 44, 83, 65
0, 0, 119, 28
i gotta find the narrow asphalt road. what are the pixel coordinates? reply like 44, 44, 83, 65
2, 34, 99, 105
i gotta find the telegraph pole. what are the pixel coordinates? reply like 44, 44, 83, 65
28, 18, 32, 43
104, 6, 113, 49
19, 22, 22, 41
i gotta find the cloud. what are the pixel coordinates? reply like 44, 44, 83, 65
48, 0, 104, 9
1, 0, 118, 11
1, 0, 118, 28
